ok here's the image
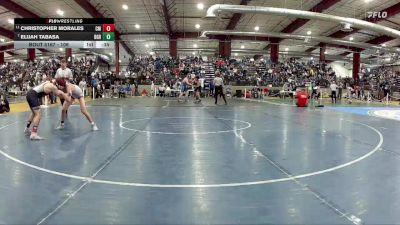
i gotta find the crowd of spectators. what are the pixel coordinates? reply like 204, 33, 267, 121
124, 56, 202, 85
0, 54, 399, 113
2, 55, 398, 93
0, 55, 133, 103
121, 56, 338, 87
359, 66, 400, 99
0, 56, 97, 94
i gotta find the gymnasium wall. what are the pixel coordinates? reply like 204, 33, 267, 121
329, 62, 352, 78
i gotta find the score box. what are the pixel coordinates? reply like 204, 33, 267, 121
102, 24, 115, 32
102, 32, 115, 41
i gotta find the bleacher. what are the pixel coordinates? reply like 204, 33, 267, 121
202, 61, 215, 92
393, 77, 400, 100
153, 67, 163, 84
247, 62, 257, 76
257, 62, 267, 75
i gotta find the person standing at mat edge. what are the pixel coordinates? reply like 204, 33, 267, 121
24, 80, 72, 140
55, 59, 73, 82
55, 59, 73, 113
213, 71, 227, 105
0, 93, 10, 114
330, 81, 338, 104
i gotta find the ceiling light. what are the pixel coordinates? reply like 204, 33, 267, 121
145, 44, 149, 48
197, 3, 204, 10
193, 44, 198, 48
13, 59, 17, 62
365, 0, 372, 2
135, 24, 140, 29
195, 24, 201, 29
234, 53, 238, 56
8, 19, 13, 24
254, 26, 260, 31
72, 54, 75, 57
307, 31, 312, 35
240, 45, 245, 49
109, 53, 113, 56
119, 60, 122, 63
56, 9, 64, 16
59, 48, 63, 51
122, 4, 128, 10
311, 57, 314, 60
341, 23, 353, 32
324, 51, 328, 54
149, 51, 155, 55
285, 48, 289, 51
349, 36, 354, 41
192, 52, 196, 55
0, 39, 4, 42
397, 48, 400, 52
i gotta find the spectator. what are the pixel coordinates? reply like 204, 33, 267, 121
0, 93, 10, 114
158, 83, 166, 97
347, 85, 354, 104
1, 55, 399, 104
79, 79, 87, 96
338, 81, 343, 100
330, 81, 338, 103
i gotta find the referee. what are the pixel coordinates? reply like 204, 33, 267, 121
213, 71, 227, 105
55, 59, 73, 110
330, 81, 338, 104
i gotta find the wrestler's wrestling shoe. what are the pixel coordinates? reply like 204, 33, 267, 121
55, 123, 65, 130
24, 127, 31, 136
92, 123, 99, 131
30, 133, 45, 140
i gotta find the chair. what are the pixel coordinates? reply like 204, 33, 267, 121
225, 85, 232, 97
235, 90, 243, 98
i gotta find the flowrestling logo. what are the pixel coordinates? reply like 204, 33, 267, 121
367, 11, 388, 19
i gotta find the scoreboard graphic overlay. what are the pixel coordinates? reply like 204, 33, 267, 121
14, 18, 115, 49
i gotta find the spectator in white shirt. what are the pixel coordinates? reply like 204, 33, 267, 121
55, 59, 73, 82
312, 84, 320, 101
55, 59, 73, 111
158, 83, 166, 97
347, 85, 354, 104
330, 81, 338, 103
79, 80, 87, 96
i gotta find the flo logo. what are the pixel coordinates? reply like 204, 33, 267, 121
367, 11, 388, 18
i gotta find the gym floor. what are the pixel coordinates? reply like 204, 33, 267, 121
0, 97, 399, 225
